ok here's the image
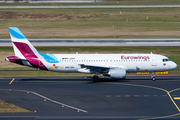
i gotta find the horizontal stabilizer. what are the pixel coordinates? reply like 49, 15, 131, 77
8, 58, 29, 61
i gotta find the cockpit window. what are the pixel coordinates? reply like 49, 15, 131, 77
162, 58, 170, 62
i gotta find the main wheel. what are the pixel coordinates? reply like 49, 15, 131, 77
93, 76, 99, 82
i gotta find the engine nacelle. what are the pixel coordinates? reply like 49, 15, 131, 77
109, 68, 126, 79
77, 68, 91, 73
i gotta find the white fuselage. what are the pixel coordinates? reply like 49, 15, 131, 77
42, 54, 177, 73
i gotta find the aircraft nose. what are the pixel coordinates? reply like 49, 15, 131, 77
172, 62, 177, 69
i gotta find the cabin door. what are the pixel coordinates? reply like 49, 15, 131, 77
151, 56, 157, 66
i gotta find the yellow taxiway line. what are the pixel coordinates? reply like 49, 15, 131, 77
174, 97, 180, 100
103, 82, 180, 120
9, 78, 15, 85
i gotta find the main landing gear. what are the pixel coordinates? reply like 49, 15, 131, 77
151, 72, 156, 81
93, 75, 99, 82
93, 72, 100, 82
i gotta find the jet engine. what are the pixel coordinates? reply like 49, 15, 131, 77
109, 68, 126, 79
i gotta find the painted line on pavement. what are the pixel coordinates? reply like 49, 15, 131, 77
174, 97, 180, 100
9, 78, 15, 85
0, 89, 88, 113
103, 82, 180, 120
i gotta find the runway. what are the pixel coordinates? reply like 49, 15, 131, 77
1, 39, 180, 46
0, 76, 180, 119
1, 5, 180, 8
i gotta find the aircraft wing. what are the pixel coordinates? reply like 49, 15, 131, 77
79, 64, 110, 69
78, 63, 128, 74
78, 64, 111, 73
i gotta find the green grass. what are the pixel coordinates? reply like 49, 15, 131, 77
0, 100, 31, 113
2, 46, 180, 54
0, 71, 179, 77
0, 8, 180, 39
0, 71, 84, 77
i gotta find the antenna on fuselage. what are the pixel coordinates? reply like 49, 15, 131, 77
76, 52, 78, 54
151, 52, 153, 54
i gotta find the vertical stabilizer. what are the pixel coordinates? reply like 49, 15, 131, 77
8, 27, 47, 70
8, 27, 41, 59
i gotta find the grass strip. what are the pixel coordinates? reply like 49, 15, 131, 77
0, 100, 31, 113
0, 7, 180, 39
0, 71, 179, 77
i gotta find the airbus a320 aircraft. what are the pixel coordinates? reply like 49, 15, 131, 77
5, 27, 177, 82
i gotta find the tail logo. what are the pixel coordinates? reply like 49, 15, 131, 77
9, 27, 25, 39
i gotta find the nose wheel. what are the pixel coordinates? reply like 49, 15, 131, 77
151, 72, 156, 81
152, 77, 156, 81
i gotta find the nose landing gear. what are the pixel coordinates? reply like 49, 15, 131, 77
151, 72, 156, 81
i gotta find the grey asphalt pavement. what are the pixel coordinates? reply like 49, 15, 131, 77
0, 76, 180, 119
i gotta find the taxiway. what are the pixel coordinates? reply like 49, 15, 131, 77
0, 76, 180, 120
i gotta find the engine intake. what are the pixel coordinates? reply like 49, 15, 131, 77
109, 68, 126, 79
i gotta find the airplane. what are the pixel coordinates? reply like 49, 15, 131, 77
5, 27, 177, 82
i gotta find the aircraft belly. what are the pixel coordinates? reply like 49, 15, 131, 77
48, 68, 77, 73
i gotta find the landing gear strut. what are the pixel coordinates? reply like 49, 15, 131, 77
93, 75, 99, 82
93, 72, 100, 82
151, 72, 156, 81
